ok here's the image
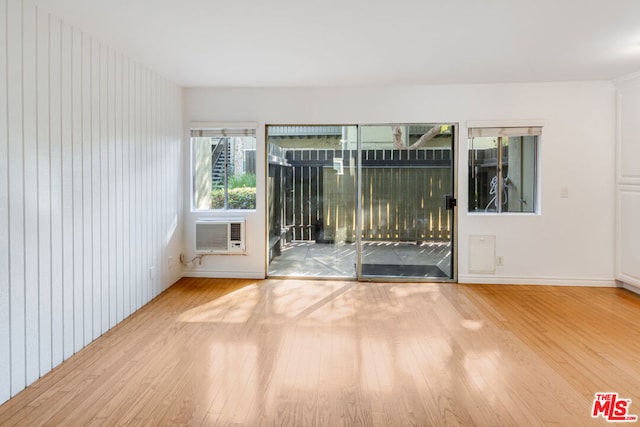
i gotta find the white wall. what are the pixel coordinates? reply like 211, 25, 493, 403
184, 82, 616, 286
0, 0, 183, 404
614, 71, 640, 292
181, 125, 266, 279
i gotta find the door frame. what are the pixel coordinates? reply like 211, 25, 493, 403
265, 123, 458, 282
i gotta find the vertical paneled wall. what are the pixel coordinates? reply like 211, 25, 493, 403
0, 0, 184, 404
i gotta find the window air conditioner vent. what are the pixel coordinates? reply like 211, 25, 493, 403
229, 222, 242, 241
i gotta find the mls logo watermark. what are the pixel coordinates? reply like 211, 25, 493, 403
592, 392, 638, 422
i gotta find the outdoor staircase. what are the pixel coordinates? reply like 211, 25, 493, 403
211, 140, 229, 186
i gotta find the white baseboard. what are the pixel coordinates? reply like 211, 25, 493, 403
616, 272, 640, 288
178, 272, 621, 287
458, 275, 617, 287
182, 269, 266, 279
620, 281, 640, 296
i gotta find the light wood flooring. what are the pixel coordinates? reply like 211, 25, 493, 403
1, 278, 639, 426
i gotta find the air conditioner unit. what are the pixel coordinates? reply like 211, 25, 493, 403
195, 220, 246, 254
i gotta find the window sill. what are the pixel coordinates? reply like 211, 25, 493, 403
467, 211, 539, 216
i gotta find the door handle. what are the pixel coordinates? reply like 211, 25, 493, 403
445, 195, 457, 210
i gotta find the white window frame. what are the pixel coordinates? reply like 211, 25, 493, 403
190, 122, 258, 212
467, 120, 543, 214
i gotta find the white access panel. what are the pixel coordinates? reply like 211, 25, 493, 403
469, 235, 496, 274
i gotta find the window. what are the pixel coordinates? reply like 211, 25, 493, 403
191, 126, 257, 210
468, 126, 540, 213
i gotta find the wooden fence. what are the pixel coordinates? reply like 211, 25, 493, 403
269, 148, 453, 244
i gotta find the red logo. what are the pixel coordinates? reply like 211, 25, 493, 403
592, 393, 638, 422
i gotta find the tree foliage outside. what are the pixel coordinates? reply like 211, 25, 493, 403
392, 125, 449, 149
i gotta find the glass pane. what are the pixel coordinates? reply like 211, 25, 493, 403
266, 125, 358, 278
468, 136, 499, 212
192, 135, 256, 210
503, 136, 536, 213
210, 138, 226, 210
360, 124, 454, 279
468, 135, 536, 213
226, 136, 257, 209
193, 136, 214, 210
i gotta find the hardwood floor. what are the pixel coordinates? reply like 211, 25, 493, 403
1, 278, 639, 426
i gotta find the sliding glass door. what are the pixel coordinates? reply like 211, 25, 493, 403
266, 124, 455, 281
358, 125, 455, 279
267, 126, 358, 277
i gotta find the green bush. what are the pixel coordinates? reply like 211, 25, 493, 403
228, 173, 256, 189
211, 187, 256, 209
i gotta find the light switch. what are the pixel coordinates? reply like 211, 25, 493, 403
560, 186, 569, 198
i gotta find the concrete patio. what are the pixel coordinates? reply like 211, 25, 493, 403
268, 241, 452, 279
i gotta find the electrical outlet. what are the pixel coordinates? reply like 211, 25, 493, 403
168, 256, 174, 270
149, 266, 156, 280
496, 256, 504, 266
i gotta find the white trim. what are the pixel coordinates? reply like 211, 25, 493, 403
621, 281, 640, 296
618, 274, 640, 289
616, 92, 640, 185
467, 212, 538, 217
458, 275, 617, 287
189, 121, 258, 130
616, 186, 640, 286
616, 91, 623, 184
613, 70, 640, 91
182, 269, 266, 279
465, 119, 545, 129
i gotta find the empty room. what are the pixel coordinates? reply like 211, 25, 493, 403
1, 0, 640, 425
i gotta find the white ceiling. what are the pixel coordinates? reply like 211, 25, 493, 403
34, 0, 640, 88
